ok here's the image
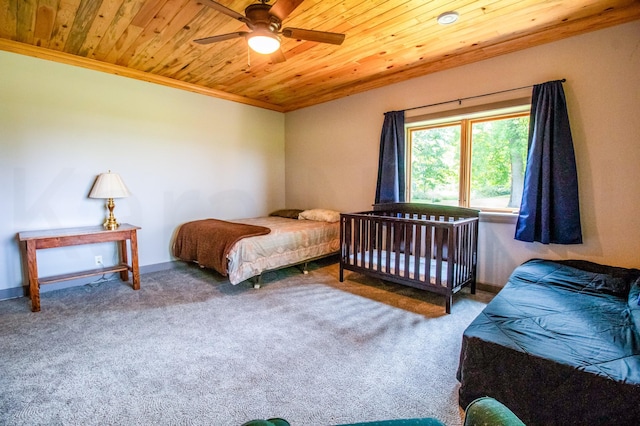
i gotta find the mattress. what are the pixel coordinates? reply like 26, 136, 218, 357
227, 216, 340, 284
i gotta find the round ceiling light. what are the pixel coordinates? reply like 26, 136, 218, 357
437, 11, 459, 25
247, 32, 280, 55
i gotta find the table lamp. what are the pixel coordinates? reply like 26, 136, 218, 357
89, 171, 131, 230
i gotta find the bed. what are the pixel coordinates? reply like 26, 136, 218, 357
339, 203, 479, 313
173, 209, 341, 286
457, 259, 640, 425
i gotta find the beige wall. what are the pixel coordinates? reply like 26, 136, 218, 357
1, 21, 638, 296
285, 21, 640, 287
0, 51, 284, 295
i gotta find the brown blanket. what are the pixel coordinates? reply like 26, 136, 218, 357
173, 219, 271, 276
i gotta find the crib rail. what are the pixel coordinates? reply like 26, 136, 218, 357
339, 204, 479, 313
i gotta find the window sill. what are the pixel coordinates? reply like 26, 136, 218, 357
479, 211, 518, 224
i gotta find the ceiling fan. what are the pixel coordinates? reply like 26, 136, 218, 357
194, 0, 346, 62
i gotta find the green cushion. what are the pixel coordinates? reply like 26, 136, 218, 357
244, 418, 446, 426
336, 419, 445, 426
241, 418, 290, 426
241, 397, 523, 426
463, 397, 525, 426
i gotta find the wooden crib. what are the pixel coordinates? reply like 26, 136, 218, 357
340, 203, 480, 313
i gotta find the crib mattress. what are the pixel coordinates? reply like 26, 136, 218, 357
348, 250, 450, 286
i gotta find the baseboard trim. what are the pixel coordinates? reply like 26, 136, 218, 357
1, 261, 504, 302
476, 282, 502, 294
140, 261, 184, 274
0, 286, 27, 301
0, 261, 183, 302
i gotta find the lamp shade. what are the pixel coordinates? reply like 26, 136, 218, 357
89, 172, 131, 199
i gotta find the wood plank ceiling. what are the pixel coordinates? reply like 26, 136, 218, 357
1, 0, 639, 112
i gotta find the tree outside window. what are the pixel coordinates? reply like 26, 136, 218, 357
408, 110, 529, 212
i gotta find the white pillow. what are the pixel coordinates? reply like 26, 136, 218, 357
298, 209, 341, 223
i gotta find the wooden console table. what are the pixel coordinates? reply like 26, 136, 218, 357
18, 224, 141, 312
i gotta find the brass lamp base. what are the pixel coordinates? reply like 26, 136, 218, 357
104, 219, 120, 230
103, 198, 120, 230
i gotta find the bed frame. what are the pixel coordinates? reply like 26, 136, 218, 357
339, 203, 479, 313
249, 252, 338, 288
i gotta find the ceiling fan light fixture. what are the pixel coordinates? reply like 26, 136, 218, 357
437, 11, 459, 25
248, 33, 281, 54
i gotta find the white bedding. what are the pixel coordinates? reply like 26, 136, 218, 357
227, 216, 340, 284
348, 249, 450, 286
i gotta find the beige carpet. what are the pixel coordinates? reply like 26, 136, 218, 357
0, 258, 492, 425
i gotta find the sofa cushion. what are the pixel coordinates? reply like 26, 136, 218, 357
463, 397, 525, 426
242, 419, 290, 426
335, 418, 444, 426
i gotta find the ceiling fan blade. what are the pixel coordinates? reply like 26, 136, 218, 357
270, 49, 286, 64
282, 28, 345, 45
194, 31, 248, 44
201, 0, 250, 25
269, 0, 305, 21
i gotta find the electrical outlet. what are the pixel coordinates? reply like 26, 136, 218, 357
95, 255, 103, 266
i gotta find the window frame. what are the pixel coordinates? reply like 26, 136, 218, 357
406, 102, 531, 213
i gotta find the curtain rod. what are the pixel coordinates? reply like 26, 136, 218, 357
404, 78, 566, 112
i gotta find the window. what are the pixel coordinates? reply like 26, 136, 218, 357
407, 104, 530, 212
